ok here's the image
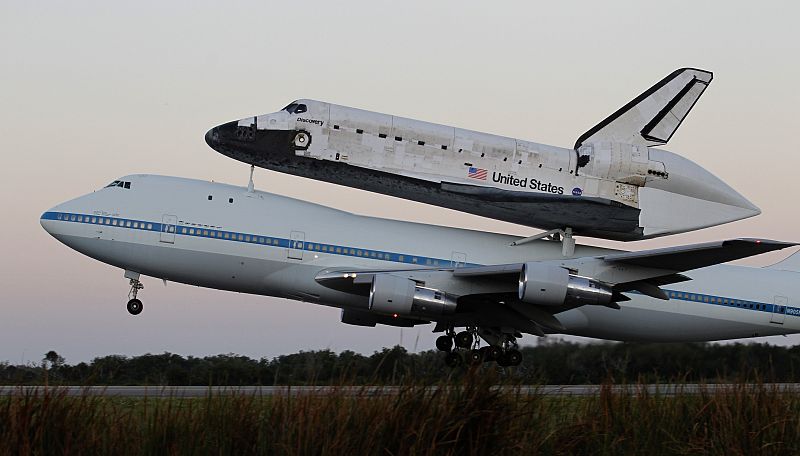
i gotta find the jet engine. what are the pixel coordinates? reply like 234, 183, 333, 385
369, 274, 457, 317
518, 262, 613, 307
340, 309, 420, 328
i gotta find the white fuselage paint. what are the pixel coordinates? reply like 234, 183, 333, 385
40, 175, 800, 343
231, 99, 760, 238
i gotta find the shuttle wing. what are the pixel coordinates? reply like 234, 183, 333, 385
574, 68, 713, 150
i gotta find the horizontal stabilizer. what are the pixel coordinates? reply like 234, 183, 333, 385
603, 239, 796, 272
575, 68, 713, 150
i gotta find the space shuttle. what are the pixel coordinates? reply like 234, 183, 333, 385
205, 68, 759, 248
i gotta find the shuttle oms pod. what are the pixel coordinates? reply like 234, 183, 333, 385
205, 68, 759, 243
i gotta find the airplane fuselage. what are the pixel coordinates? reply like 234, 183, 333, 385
41, 175, 800, 343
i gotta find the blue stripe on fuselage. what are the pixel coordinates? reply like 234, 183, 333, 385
42, 211, 796, 319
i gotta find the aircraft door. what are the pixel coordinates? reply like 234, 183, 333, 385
161, 214, 177, 243
771, 296, 788, 324
451, 252, 467, 268
288, 231, 305, 260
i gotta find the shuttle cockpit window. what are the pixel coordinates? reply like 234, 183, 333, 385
282, 102, 307, 114
105, 180, 132, 189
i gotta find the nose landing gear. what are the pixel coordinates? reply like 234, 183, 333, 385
125, 271, 144, 315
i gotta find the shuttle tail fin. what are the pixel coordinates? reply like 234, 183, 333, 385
766, 249, 800, 272
574, 68, 713, 150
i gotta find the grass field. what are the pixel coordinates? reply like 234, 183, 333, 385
2, 375, 799, 455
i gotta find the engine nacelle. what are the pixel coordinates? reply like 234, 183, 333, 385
340, 309, 419, 328
518, 262, 613, 307
369, 274, 457, 317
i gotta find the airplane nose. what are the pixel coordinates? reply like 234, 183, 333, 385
40, 206, 64, 238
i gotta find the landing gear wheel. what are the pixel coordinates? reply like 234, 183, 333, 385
480, 346, 502, 363
505, 349, 523, 366
126, 298, 143, 315
444, 352, 462, 368
468, 349, 484, 366
436, 335, 454, 352
455, 331, 473, 349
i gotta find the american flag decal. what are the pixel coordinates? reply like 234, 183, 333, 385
467, 167, 487, 180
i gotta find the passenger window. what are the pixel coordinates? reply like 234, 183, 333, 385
283, 103, 298, 113
124, 182, 131, 189
294, 104, 307, 114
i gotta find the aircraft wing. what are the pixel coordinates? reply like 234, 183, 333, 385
600, 238, 794, 271
316, 238, 795, 335
574, 68, 713, 149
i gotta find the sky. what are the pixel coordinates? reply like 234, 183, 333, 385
1, 1, 799, 364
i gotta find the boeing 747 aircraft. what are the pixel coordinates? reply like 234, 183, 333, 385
41, 175, 799, 366
205, 68, 759, 251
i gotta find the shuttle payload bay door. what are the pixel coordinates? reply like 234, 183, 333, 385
288, 231, 305, 260
771, 296, 788, 324
161, 214, 177, 244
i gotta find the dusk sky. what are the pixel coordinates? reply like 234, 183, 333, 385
1, 1, 799, 364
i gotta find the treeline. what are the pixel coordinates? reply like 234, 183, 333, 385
3, 340, 800, 385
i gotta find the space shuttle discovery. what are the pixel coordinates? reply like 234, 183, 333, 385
205, 68, 759, 243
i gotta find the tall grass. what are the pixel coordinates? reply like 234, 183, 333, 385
2, 375, 800, 455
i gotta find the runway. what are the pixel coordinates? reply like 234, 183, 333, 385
2, 384, 800, 398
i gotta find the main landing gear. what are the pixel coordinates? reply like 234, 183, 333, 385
436, 327, 523, 368
125, 270, 144, 315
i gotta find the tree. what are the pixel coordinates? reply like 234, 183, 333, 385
43, 350, 65, 369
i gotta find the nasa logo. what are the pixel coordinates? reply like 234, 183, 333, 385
572, 187, 583, 196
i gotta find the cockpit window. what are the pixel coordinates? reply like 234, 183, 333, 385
282, 102, 307, 114
105, 180, 132, 189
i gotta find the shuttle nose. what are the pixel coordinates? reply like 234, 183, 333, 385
204, 117, 296, 165
204, 127, 217, 149
204, 120, 254, 159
